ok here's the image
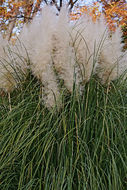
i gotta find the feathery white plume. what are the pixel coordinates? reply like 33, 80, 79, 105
0, 35, 27, 93
72, 15, 127, 84
52, 6, 79, 92
71, 16, 108, 83
0, 36, 16, 92
97, 28, 127, 83
20, 6, 61, 108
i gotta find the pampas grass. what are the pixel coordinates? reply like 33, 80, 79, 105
20, 6, 61, 108
71, 15, 127, 84
0, 36, 17, 93
0, 6, 127, 190
0, 35, 27, 94
0, 68, 127, 190
0, 5, 127, 108
71, 15, 107, 83
98, 28, 127, 83
52, 7, 79, 93
20, 6, 126, 108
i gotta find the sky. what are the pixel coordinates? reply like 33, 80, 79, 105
84, 0, 97, 5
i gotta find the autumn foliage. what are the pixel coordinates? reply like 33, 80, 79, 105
71, 1, 127, 29
71, 0, 127, 49
0, 0, 42, 40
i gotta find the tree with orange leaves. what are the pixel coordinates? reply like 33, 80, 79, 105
99, 0, 127, 30
100, 0, 127, 49
0, 0, 81, 41
71, 0, 127, 49
0, 0, 43, 40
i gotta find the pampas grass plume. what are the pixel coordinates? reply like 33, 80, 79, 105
98, 28, 127, 83
20, 6, 61, 108
0, 36, 16, 92
0, 35, 27, 93
52, 6, 79, 92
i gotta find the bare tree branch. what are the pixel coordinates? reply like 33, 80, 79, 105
51, 0, 60, 11
43, 0, 48, 4
7, 0, 19, 41
68, 0, 79, 10
60, 0, 62, 8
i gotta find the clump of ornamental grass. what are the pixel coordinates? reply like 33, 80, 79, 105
0, 71, 127, 190
0, 6, 127, 190
0, 5, 127, 190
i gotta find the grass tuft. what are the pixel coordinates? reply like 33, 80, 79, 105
0, 71, 127, 190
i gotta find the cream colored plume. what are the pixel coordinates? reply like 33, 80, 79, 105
52, 6, 80, 92
72, 15, 127, 84
0, 35, 27, 93
20, 6, 61, 108
71, 15, 108, 84
97, 28, 127, 83
0, 36, 16, 92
